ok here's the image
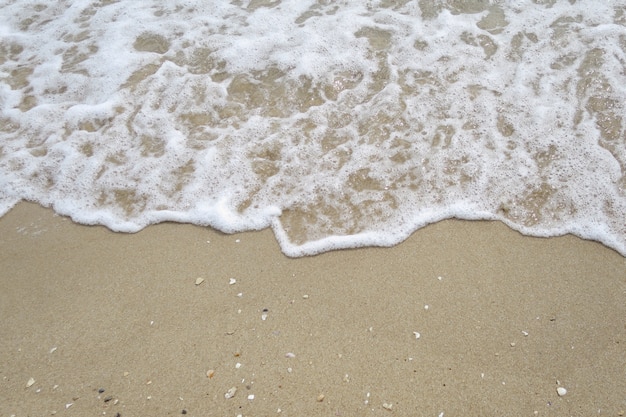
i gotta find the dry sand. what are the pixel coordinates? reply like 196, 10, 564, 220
1, 202, 625, 416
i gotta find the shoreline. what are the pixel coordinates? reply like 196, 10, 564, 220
1, 202, 624, 416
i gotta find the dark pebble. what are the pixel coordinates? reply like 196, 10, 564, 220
104, 396, 113, 402
98, 388, 105, 394
182, 410, 187, 414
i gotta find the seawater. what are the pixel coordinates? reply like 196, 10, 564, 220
1, 0, 625, 257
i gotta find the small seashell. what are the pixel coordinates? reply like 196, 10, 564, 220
206, 369, 215, 378
557, 387, 567, 396
317, 394, 325, 402
225, 387, 237, 399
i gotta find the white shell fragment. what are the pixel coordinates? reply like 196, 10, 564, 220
557, 387, 567, 396
382, 403, 393, 410
225, 387, 237, 399
413, 332, 421, 339
195, 277, 204, 285
229, 278, 236, 285
26, 377, 35, 388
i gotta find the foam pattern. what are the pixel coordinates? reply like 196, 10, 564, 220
1, 0, 625, 256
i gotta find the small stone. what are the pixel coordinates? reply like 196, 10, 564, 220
103, 396, 113, 402
181, 410, 187, 415
195, 277, 204, 286
556, 387, 567, 397
510, 342, 516, 347
317, 394, 325, 402
382, 403, 393, 410
98, 388, 105, 394
26, 377, 35, 388
285, 352, 296, 358
206, 369, 215, 378
247, 394, 255, 400
302, 295, 309, 299
225, 387, 237, 399
65, 403, 73, 409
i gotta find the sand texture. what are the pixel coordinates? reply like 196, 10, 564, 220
1, 202, 625, 416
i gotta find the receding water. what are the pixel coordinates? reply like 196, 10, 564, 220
1, 0, 625, 256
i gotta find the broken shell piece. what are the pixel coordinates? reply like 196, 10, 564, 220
229, 278, 236, 285
206, 369, 215, 378
285, 352, 296, 358
225, 387, 237, 399
195, 277, 204, 285
382, 403, 393, 410
317, 394, 325, 402
26, 377, 35, 388
557, 387, 567, 396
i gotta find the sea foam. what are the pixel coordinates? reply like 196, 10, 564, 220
0, 0, 625, 256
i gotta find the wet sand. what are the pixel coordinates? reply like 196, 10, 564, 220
1, 202, 624, 416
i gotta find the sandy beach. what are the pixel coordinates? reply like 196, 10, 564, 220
0, 202, 624, 416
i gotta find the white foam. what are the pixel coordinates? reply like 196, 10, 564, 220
0, 0, 625, 256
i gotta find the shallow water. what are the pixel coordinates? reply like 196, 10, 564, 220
1, 0, 625, 256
